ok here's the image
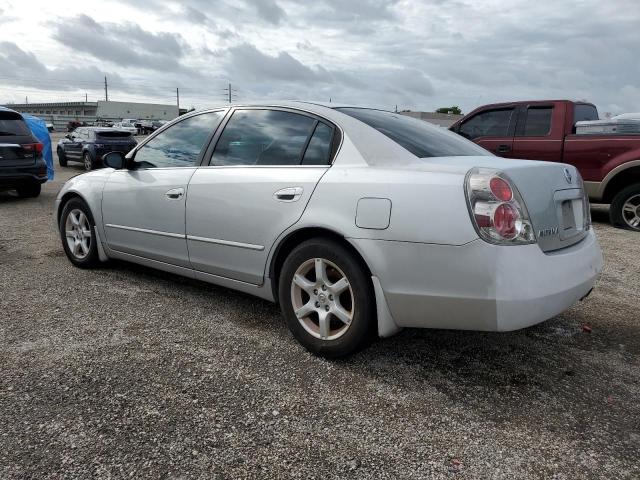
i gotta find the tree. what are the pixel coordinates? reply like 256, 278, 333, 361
436, 106, 462, 115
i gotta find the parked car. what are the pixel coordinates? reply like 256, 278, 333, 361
0, 106, 47, 197
55, 102, 602, 357
57, 127, 137, 171
450, 100, 640, 231
112, 121, 138, 135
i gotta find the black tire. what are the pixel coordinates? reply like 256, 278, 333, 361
83, 151, 94, 171
610, 183, 640, 231
278, 238, 375, 358
59, 197, 100, 268
58, 148, 68, 167
16, 183, 41, 198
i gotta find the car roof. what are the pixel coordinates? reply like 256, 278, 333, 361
0, 105, 23, 116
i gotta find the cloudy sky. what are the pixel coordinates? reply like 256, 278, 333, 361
0, 0, 639, 114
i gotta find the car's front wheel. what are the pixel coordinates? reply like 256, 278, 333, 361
278, 238, 374, 358
58, 147, 67, 167
59, 198, 100, 268
610, 183, 640, 231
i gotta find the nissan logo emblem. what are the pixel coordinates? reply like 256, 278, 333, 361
563, 168, 573, 184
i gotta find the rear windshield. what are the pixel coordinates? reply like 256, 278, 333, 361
337, 108, 490, 158
97, 131, 132, 138
0, 111, 31, 136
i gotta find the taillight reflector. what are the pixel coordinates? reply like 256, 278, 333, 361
493, 203, 519, 239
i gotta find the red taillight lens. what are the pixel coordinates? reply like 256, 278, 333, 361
490, 177, 513, 201
35, 142, 43, 154
493, 203, 519, 239
21, 143, 44, 154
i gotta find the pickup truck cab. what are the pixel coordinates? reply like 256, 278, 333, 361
451, 100, 640, 231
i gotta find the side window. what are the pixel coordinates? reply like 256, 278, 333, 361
574, 104, 598, 123
210, 109, 316, 166
134, 111, 224, 168
459, 109, 514, 139
520, 107, 552, 136
302, 122, 333, 165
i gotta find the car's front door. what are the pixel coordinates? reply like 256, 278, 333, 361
65, 129, 84, 159
101, 111, 226, 267
186, 108, 337, 285
458, 107, 516, 157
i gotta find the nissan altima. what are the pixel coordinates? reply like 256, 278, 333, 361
55, 102, 603, 357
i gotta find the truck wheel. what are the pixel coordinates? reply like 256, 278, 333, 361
610, 183, 640, 231
83, 152, 94, 171
278, 238, 375, 358
58, 148, 67, 167
16, 183, 41, 198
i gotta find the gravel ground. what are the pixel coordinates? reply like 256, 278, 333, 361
1, 143, 639, 479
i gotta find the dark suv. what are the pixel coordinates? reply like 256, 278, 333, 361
57, 127, 137, 171
0, 106, 47, 198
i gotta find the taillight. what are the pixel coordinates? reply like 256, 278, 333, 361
465, 168, 536, 245
21, 143, 44, 155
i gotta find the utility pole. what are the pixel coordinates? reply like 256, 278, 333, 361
176, 87, 180, 110
25, 96, 28, 104
228, 82, 231, 104
104, 76, 108, 102
85, 93, 88, 102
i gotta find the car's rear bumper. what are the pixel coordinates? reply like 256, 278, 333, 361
350, 229, 602, 332
0, 160, 48, 189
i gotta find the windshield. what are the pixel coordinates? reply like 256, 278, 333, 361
0, 112, 31, 136
337, 108, 490, 158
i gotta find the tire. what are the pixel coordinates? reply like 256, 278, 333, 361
83, 151, 94, 171
59, 197, 100, 268
610, 183, 640, 231
58, 148, 67, 167
16, 183, 41, 198
278, 238, 375, 358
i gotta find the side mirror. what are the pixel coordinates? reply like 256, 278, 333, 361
65, 134, 73, 140
103, 151, 126, 169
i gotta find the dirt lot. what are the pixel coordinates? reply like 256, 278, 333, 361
1, 146, 639, 479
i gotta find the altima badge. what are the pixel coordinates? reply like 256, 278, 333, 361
539, 227, 559, 237
564, 168, 573, 184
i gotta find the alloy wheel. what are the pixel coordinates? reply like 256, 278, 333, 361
622, 194, 640, 229
65, 209, 92, 259
290, 257, 354, 340
84, 154, 92, 171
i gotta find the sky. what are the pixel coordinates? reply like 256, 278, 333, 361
0, 0, 639, 115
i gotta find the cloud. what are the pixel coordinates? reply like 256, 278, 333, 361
50, 14, 193, 73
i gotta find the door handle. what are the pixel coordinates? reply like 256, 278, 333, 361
496, 144, 511, 153
165, 188, 184, 200
274, 187, 303, 202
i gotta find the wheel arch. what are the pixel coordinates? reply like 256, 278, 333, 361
57, 191, 90, 224
268, 226, 373, 301
602, 163, 640, 203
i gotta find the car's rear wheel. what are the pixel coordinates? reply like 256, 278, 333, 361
59, 198, 100, 268
278, 238, 374, 358
610, 183, 640, 231
58, 148, 67, 167
16, 183, 41, 198
83, 152, 94, 171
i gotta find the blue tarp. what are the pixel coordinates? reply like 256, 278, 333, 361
22, 114, 54, 181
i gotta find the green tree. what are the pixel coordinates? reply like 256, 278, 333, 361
436, 106, 462, 115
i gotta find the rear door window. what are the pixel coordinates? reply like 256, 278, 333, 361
520, 107, 553, 136
0, 111, 30, 136
574, 104, 598, 123
459, 108, 514, 139
210, 109, 317, 166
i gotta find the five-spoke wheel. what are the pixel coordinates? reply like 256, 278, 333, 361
59, 197, 100, 268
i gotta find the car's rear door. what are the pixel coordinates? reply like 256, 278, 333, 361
458, 106, 517, 157
510, 103, 564, 162
101, 111, 226, 267
186, 107, 337, 285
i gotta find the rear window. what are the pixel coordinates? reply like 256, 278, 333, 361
337, 108, 489, 158
0, 111, 31, 136
521, 107, 553, 136
574, 104, 598, 123
97, 131, 132, 138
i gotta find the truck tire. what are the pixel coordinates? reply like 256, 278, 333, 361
610, 183, 640, 231
58, 147, 67, 167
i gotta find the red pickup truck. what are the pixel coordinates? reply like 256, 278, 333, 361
450, 100, 640, 231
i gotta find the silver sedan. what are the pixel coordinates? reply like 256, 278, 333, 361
55, 102, 602, 357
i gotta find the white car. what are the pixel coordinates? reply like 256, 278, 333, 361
112, 122, 138, 135
55, 102, 603, 357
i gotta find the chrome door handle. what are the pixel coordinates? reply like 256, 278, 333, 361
165, 187, 184, 200
274, 187, 303, 202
